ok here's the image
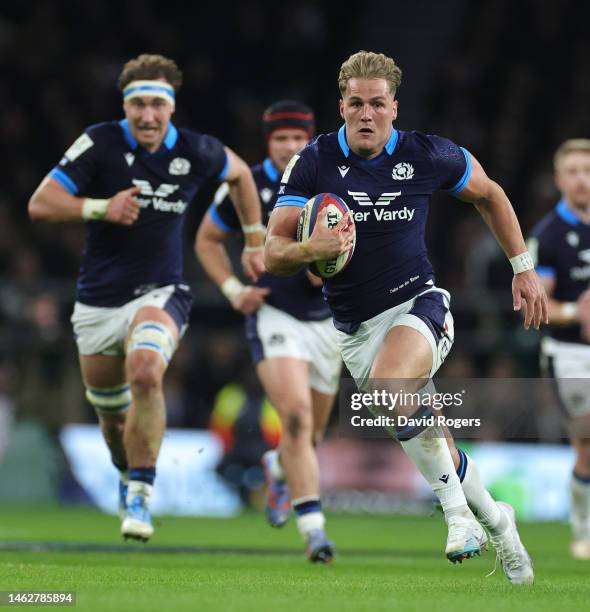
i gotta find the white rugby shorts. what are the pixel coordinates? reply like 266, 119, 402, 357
541, 337, 590, 418
246, 304, 342, 394
71, 284, 190, 356
335, 287, 454, 391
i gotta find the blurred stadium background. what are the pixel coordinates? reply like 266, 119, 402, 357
1, 0, 588, 522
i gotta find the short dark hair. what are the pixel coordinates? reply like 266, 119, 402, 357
118, 54, 183, 92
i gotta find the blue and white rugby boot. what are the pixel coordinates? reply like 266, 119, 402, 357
306, 528, 335, 564
121, 482, 154, 542
262, 450, 290, 528
445, 513, 488, 563
489, 502, 534, 584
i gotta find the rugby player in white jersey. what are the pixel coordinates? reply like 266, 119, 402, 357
28, 54, 265, 541
264, 51, 547, 583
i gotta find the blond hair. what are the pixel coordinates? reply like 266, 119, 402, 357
118, 54, 183, 92
554, 139, 590, 170
338, 51, 402, 97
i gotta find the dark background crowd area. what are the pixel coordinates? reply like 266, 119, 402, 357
1, 0, 588, 436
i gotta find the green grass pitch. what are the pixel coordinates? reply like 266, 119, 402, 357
1, 507, 588, 611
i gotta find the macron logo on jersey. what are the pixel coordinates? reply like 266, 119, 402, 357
346, 190, 414, 223
132, 179, 187, 214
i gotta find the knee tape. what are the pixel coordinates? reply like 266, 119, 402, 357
86, 384, 132, 414
127, 321, 176, 365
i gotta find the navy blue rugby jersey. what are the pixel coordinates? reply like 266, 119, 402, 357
48, 120, 228, 306
276, 126, 471, 331
208, 158, 331, 321
529, 199, 590, 345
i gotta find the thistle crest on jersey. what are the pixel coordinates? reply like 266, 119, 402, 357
297, 193, 355, 278
392, 162, 414, 180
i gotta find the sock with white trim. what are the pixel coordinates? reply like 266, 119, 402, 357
292, 497, 325, 538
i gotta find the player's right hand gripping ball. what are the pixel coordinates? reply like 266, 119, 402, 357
296, 193, 355, 278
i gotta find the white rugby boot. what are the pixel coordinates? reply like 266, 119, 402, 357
445, 512, 488, 563
488, 501, 534, 585
571, 539, 590, 560
121, 482, 154, 542
570, 504, 590, 560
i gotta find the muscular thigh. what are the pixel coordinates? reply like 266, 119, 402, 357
371, 325, 432, 379
127, 306, 179, 344
80, 354, 126, 388
125, 306, 180, 376
256, 357, 312, 416
336, 288, 453, 391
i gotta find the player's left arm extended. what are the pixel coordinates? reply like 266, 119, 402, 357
456, 153, 549, 330
222, 147, 265, 281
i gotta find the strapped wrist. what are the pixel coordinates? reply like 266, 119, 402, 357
510, 251, 534, 274
220, 276, 245, 301
82, 198, 109, 221
241, 222, 264, 234
561, 302, 577, 322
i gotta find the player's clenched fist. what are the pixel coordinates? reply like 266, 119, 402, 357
106, 186, 141, 225
307, 210, 355, 260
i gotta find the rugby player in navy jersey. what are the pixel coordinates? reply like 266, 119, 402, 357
28, 54, 265, 542
265, 51, 548, 582
196, 101, 341, 562
529, 139, 590, 560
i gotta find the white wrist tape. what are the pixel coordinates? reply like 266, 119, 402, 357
561, 302, 577, 321
510, 251, 534, 274
243, 245, 264, 253
82, 198, 109, 220
221, 276, 245, 301
241, 222, 264, 234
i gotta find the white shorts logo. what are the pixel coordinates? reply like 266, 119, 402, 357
392, 162, 414, 180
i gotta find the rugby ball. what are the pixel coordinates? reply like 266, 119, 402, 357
296, 193, 355, 278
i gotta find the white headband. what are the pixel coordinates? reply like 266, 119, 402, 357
123, 80, 175, 106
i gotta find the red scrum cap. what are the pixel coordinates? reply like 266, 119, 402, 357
262, 100, 315, 139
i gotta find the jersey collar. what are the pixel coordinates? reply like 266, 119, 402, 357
119, 119, 178, 152
262, 158, 280, 182
556, 199, 581, 226
337, 124, 399, 158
